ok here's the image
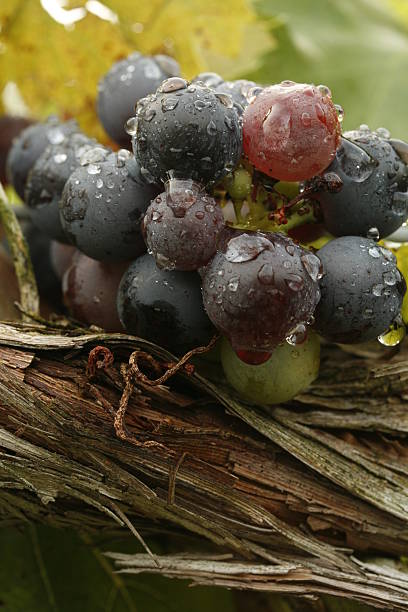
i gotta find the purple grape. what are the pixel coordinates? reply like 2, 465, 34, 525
202, 231, 322, 352
143, 179, 225, 271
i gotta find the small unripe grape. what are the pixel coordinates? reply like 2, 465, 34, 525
221, 333, 320, 405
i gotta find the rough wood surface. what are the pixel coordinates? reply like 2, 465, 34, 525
0, 321, 408, 609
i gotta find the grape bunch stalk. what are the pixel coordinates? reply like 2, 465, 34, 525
5, 52, 408, 406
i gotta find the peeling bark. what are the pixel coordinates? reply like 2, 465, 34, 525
0, 322, 408, 607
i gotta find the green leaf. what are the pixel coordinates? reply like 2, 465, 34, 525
247, 0, 408, 139
0, 525, 236, 612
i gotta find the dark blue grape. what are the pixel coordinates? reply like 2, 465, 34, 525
97, 52, 180, 147
314, 236, 406, 344
25, 134, 105, 243
6, 117, 78, 200
313, 127, 408, 238
143, 178, 225, 270
60, 150, 160, 261
201, 231, 322, 351
192, 72, 224, 88
215, 79, 258, 113
117, 254, 214, 354
131, 78, 242, 185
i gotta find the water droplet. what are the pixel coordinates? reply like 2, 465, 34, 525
87, 164, 101, 175
159, 77, 188, 93
286, 322, 308, 346
363, 308, 374, 319
117, 149, 131, 167
380, 247, 395, 262
144, 108, 156, 122
106, 179, 115, 189
80, 146, 107, 165
156, 252, 174, 269
301, 252, 323, 281
125, 116, 138, 136
195, 211, 205, 220
281, 80, 295, 87
389, 138, 408, 164
383, 270, 399, 286
246, 86, 263, 104
378, 315, 406, 346
335, 104, 344, 122
207, 120, 217, 136
392, 192, 408, 216
338, 139, 376, 182
53, 153, 67, 164
285, 244, 296, 256
225, 234, 271, 263
367, 227, 380, 241
228, 277, 239, 292
215, 92, 233, 108
95, 192, 102, 199
224, 115, 234, 131
285, 274, 304, 292
194, 99, 209, 111
368, 246, 380, 258
376, 127, 391, 139
152, 211, 162, 222
47, 128, 65, 145
96, 178, 103, 188
257, 263, 274, 285
301, 112, 312, 127
161, 96, 179, 111
317, 84, 331, 97
372, 284, 383, 296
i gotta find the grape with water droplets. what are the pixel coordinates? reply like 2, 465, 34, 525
6, 117, 78, 200
243, 81, 341, 181
314, 236, 406, 344
25, 133, 104, 243
97, 52, 180, 147
143, 178, 225, 271
201, 230, 322, 352
117, 254, 215, 354
60, 151, 160, 261
221, 333, 320, 405
132, 78, 242, 185
313, 127, 408, 238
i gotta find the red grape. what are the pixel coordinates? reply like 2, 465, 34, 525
243, 81, 341, 181
50, 241, 76, 280
63, 252, 129, 332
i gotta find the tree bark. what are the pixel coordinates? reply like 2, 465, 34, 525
0, 320, 408, 609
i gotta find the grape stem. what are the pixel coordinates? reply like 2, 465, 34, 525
0, 182, 39, 320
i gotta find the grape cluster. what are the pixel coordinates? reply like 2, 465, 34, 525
5, 50, 408, 407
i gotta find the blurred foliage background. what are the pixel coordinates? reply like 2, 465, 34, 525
0, 1, 407, 610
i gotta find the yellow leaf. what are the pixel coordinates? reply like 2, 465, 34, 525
0, 0, 273, 140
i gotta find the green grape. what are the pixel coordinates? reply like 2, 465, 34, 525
221, 333, 320, 405
224, 167, 252, 200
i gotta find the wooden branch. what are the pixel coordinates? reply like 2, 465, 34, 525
0, 321, 408, 608
0, 183, 39, 319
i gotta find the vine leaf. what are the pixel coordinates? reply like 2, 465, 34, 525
0, 0, 274, 140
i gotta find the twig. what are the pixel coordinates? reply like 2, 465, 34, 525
109, 501, 161, 568
131, 334, 220, 387
0, 183, 39, 320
